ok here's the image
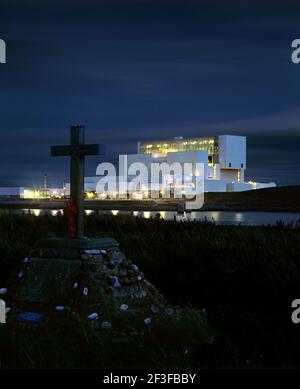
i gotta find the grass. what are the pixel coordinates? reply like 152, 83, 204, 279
1, 212, 300, 367
204, 185, 300, 211
0, 308, 213, 369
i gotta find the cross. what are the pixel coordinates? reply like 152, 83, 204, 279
51, 125, 105, 238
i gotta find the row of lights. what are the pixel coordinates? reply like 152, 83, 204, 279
25, 209, 161, 219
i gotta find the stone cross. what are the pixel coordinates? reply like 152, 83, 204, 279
51, 125, 105, 238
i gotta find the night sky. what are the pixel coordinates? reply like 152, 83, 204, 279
0, 0, 300, 187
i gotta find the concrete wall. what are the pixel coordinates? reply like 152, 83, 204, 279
220, 168, 241, 183
227, 182, 253, 192
218, 135, 246, 169
205, 179, 227, 192
250, 182, 277, 190
166, 150, 208, 164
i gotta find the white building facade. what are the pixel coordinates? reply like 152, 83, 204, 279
130, 134, 275, 193
64, 134, 276, 197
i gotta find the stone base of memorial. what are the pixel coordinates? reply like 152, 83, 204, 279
4, 237, 175, 330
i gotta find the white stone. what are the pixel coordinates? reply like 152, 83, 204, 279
131, 264, 139, 272
120, 304, 128, 311
85, 249, 100, 254
87, 312, 99, 320
112, 276, 121, 288
150, 305, 159, 314
83, 287, 89, 296
144, 317, 152, 326
0, 288, 7, 295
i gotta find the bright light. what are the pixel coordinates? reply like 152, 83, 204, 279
86, 192, 95, 199
52, 209, 63, 216
97, 193, 107, 199
132, 192, 143, 200
24, 189, 41, 199
111, 210, 119, 216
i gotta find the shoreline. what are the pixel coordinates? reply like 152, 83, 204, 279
199, 206, 300, 213
0, 185, 299, 214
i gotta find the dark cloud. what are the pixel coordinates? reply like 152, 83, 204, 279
0, 0, 300, 186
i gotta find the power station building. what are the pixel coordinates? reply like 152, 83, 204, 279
75, 134, 276, 198
0, 134, 276, 200
127, 134, 275, 193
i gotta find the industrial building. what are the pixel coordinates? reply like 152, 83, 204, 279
70, 134, 276, 199
0, 135, 276, 200
122, 134, 276, 194
0, 186, 65, 200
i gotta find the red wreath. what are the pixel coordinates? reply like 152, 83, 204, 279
64, 199, 77, 238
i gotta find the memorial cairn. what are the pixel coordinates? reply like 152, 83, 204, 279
2, 126, 174, 331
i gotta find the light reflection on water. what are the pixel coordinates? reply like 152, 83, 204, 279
127, 211, 300, 226
0, 208, 299, 226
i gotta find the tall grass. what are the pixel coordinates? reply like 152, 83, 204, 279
1, 213, 300, 367
0, 308, 213, 369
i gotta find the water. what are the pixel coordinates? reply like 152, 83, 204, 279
2, 208, 299, 226
124, 211, 300, 226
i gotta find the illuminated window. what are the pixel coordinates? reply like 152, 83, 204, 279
139, 136, 219, 161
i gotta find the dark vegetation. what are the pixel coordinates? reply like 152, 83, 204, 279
1, 213, 300, 368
